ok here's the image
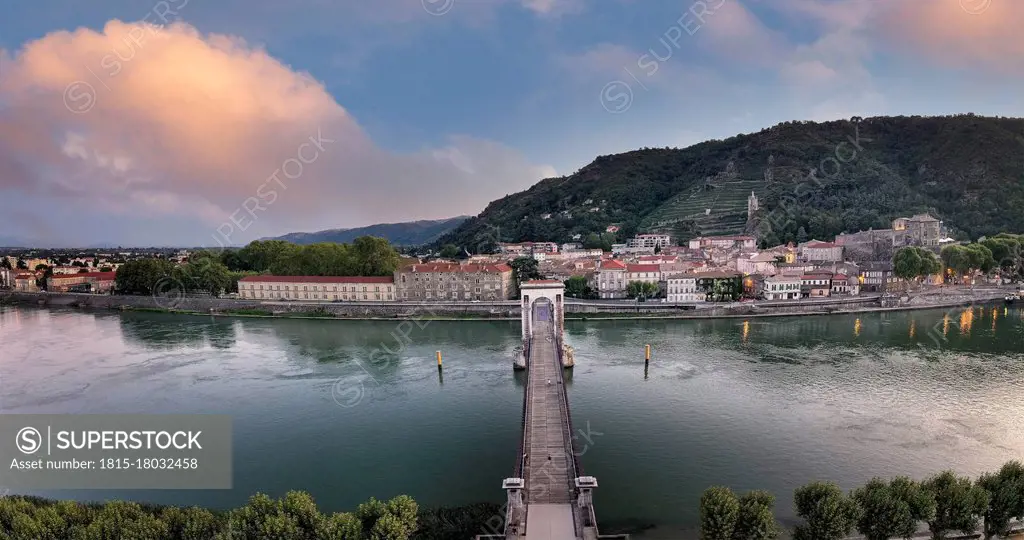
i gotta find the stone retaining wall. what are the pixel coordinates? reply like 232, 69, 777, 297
0, 290, 1005, 320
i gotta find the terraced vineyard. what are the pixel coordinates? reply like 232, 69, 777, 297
641, 175, 766, 237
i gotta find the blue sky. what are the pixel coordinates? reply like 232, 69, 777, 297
1, 0, 1022, 246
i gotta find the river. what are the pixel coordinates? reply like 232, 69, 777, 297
1, 305, 1022, 538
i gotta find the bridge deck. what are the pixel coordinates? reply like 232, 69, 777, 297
524, 318, 574, 504
521, 314, 579, 539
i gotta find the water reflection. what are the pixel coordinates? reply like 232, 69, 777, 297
959, 308, 974, 336
909, 319, 916, 338
854, 318, 861, 337
741, 320, 750, 344
119, 313, 238, 350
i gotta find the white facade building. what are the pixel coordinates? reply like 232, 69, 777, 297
666, 276, 704, 302
596, 259, 628, 299
239, 276, 396, 301
627, 234, 672, 250
763, 275, 801, 300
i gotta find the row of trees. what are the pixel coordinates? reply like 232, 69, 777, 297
113, 237, 403, 299
220, 238, 401, 277
0, 492, 418, 540
699, 461, 1024, 540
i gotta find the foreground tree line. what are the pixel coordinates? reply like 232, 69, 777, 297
0, 492, 425, 539
700, 461, 1024, 540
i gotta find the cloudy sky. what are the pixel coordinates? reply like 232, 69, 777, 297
0, 0, 1022, 247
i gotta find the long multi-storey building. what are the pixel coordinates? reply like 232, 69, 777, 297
394, 263, 514, 301
238, 275, 396, 301
627, 234, 672, 250
47, 271, 117, 293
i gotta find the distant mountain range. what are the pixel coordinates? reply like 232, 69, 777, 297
263, 216, 471, 246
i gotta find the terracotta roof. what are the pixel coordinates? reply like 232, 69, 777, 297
804, 241, 838, 248
14, 272, 36, 279
239, 275, 394, 283
598, 259, 627, 270
49, 271, 116, 280
832, 274, 848, 280
522, 279, 563, 286
627, 264, 660, 272
404, 263, 512, 273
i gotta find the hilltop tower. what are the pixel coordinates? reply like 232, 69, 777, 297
747, 191, 759, 220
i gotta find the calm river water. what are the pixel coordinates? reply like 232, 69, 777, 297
2, 305, 1023, 538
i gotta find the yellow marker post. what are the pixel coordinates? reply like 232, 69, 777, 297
645, 344, 651, 362
436, 350, 443, 369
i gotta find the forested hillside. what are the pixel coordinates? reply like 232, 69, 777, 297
436, 115, 1024, 249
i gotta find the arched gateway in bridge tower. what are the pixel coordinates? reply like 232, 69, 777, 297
518, 280, 574, 369
520, 280, 565, 343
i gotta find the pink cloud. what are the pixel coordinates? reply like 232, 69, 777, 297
878, 1, 1024, 74
0, 21, 554, 242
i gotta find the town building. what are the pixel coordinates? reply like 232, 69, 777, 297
47, 271, 116, 293
626, 264, 661, 285
239, 276, 397, 301
14, 272, 38, 292
903, 214, 941, 247
747, 191, 759, 220
395, 263, 514, 301
611, 244, 652, 256
801, 271, 834, 297
800, 240, 844, 262
688, 235, 756, 251
52, 266, 86, 275
742, 274, 765, 299
736, 252, 779, 276
763, 275, 801, 300
665, 275, 703, 302
859, 262, 893, 293
627, 234, 672, 251
498, 242, 559, 257
595, 259, 628, 299
831, 274, 860, 296
693, 271, 743, 302
0, 267, 13, 288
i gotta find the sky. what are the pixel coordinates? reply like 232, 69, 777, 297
1, 0, 1022, 247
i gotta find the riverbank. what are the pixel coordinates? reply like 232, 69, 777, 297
0, 288, 1010, 321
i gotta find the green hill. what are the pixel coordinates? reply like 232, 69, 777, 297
436, 115, 1024, 249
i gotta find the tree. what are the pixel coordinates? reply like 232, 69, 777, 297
16, 258, 27, 269
793, 481, 859, 540
978, 461, 1024, 539
626, 280, 658, 300
439, 244, 461, 259
350, 236, 402, 276
564, 275, 594, 299
893, 247, 924, 280
852, 477, 935, 540
115, 258, 176, 295
923, 470, 988, 540
796, 226, 809, 244
509, 256, 541, 287
0, 257, 11, 269
700, 486, 739, 540
893, 247, 942, 280
733, 490, 780, 540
